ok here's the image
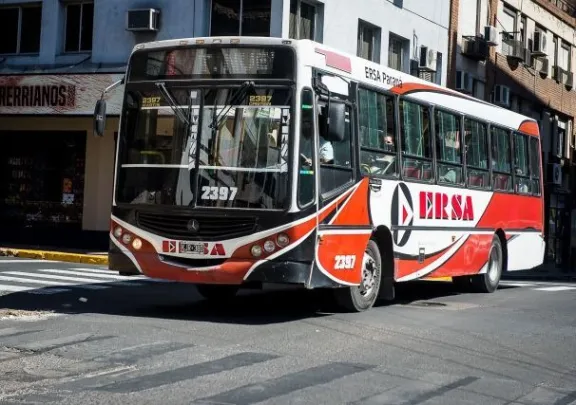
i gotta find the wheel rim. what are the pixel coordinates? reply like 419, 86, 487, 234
359, 252, 377, 297
487, 244, 501, 283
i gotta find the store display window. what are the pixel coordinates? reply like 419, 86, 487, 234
0, 131, 86, 229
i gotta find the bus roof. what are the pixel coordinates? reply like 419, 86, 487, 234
130, 36, 540, 137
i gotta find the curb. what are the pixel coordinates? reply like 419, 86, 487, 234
0, 248, 108, 266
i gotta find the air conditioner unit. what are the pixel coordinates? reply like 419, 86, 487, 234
484, 25, 499, 46
537, 57, 549, 77
532, 31, 548, 56
419, 46, 437, 72
551, 163, 562, 185
126, 9, 160, 32
455, 70, 473, 93
493, 84, 510, 107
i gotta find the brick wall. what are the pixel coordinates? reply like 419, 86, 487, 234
447, 0, 460, 89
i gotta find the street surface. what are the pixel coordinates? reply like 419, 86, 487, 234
0, 257, 575, 405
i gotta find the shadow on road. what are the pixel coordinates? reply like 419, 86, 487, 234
0, 279, 521, 325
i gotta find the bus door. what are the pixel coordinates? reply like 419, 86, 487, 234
313, 75, 371, 286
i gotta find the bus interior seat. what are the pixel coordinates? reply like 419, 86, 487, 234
468, 174, 484, 187
494, 174, 510, 190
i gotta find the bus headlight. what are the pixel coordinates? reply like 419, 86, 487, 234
276, 233, 290, 247
113, 227, 123, 238
263, 240, 276, 253
251, 245, 263, 257
132, 238, 142, 250
122, 233, 132, 244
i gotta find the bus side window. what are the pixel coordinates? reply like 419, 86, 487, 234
490, 126, 513, 192
297, 89, 316, 207
399, 99, 433, 181
358, 88, 398, 177
513, 132, 531, 194
464, 118, 490, 189
319, 103, 354, 196
435, 109, 463, 185
529, 136, 542, 196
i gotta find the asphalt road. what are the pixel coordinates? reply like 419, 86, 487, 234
0, 257, 575, 405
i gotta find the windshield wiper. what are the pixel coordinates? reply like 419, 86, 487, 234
155, 82, 190, 125
208, 81, 255, 130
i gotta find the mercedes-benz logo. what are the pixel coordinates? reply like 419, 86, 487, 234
187, 219, 200, 233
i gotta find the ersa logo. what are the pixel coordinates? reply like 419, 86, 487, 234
419, 191, 474, 221
161, 241, 226, 256
391, 183, 414, 247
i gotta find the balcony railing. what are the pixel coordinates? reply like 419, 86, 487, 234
544, 0, 576, 18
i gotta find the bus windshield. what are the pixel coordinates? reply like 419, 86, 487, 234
115, 84, 292, 210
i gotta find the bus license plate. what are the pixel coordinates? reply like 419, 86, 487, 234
179, 242, 205, 254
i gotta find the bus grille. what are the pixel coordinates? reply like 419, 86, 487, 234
136, 212, 258, 240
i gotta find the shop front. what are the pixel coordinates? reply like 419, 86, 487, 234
0, 73, 124, 249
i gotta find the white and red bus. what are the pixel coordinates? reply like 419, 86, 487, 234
94, 36, 545, 312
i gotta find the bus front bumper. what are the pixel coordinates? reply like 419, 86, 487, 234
109, 240, 313, 286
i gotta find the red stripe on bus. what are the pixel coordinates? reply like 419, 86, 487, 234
315, 48, 352, 73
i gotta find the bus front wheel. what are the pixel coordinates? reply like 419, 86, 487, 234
195, 284, 239, 301
333, 239, 382, 312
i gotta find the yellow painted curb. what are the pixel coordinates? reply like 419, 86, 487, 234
0, 248, 108, 266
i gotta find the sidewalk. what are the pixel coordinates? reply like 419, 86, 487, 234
0, 244, 108, 266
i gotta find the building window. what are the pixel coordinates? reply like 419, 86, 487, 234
519, 15, 527, 48
64, 2, 94, 53
0, 4, 42, 54
558, 41, 571, 71
357, 20, 381, 63
210, 0, 271, 37
388, 33, 406, 71
417, 52, 442, 84
289, 0, 320, 40
500, 5, 517, 57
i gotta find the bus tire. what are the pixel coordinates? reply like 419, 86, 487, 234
470, 236, 503, 293
333, 239, 382, 312
195, 284, 239, 301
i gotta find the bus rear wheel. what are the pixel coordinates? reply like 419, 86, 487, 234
195, 284, 239, 301
470, 236, 503, 293
333, 239, 382, 312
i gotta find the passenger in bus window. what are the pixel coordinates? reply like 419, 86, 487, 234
300, 134, 334, 166
319, 136, 334, 164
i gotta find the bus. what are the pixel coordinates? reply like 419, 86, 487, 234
94, 36, 545, 312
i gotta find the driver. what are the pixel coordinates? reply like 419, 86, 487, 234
301, 135, 334, 166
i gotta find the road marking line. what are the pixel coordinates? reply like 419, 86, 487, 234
39, 269, 137, 280
70, 267, 137, 276
533, 286, 576, 292
3, 271, 116, 284
500, 282, 539, 287
0, 284, 34, 292
0, 259, 54, 263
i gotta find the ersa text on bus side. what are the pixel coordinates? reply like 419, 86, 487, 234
364, 67, 403, 88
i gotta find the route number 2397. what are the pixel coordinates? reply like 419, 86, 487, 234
334, 255, 356, 270
201, 186, 238, 201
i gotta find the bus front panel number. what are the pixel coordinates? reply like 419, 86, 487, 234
334, 255, 356, 270
201, 186, 238, 201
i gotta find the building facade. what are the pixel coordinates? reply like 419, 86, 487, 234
448, 0, 576, 270
0, 0, 449, 248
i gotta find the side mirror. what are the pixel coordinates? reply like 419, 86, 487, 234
322, 102, 346, 143
93, 99, 107, 137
